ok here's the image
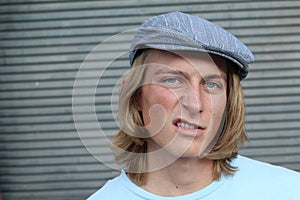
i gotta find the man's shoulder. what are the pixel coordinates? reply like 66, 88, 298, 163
220, 155, 300, 199
87, 172, 125, 200
87, 170, 149, 200
236, 155, 300, 178
233, 155, 300, 193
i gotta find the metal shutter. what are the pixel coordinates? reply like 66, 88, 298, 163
1, 1, 300, 199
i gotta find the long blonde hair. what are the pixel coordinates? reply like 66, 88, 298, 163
113, 49, 248, 185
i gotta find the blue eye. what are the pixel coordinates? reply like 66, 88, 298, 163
166, 78, 178, 84
205, 82, 217, 88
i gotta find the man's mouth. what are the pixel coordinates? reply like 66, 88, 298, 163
176, 122, 198, 129
174, 119, 204, 130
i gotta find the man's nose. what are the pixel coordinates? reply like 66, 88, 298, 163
181, 86, 203, 114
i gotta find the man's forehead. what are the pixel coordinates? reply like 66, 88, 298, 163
145, 50, 228, 76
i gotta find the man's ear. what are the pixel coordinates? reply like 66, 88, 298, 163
121, 76, 142, 111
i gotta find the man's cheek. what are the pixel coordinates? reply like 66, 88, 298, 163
143, 104, 168, 136
142, 90, 177, 134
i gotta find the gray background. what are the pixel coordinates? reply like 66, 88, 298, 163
1, 0, 300, 199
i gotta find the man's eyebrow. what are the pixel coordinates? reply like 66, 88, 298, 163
203, 74, 227, 81
153, 68, 187, 76
154, 68, 226, 79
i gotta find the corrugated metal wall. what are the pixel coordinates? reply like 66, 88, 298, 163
1, 0, 300, 199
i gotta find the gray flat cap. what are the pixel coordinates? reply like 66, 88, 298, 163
130, 12, 255, 80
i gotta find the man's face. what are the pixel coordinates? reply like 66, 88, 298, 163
139, 50, 227, 159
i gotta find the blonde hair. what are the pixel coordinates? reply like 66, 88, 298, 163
113, 49, 248, 185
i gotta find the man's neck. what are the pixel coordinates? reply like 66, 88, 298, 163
142, 157, 214, 197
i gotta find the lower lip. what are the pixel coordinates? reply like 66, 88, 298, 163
175, 125, 205, 137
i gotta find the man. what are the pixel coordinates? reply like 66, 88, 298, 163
88, 12, 300, 199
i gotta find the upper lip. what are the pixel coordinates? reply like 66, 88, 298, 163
173, 118, 205, 130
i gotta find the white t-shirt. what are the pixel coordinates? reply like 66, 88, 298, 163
87, 155, 300, 200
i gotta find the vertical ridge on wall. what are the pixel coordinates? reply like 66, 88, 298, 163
1, 1, 300, 199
